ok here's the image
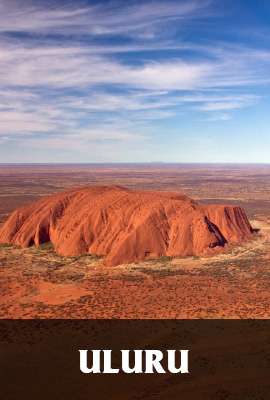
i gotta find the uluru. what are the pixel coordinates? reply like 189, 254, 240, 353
0, 185, 254, 267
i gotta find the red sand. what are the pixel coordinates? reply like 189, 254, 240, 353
0, 185, 253, 266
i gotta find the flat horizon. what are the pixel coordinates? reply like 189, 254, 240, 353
1, 162, 270, 166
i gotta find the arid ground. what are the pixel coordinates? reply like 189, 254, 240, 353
1, 163, 270, 318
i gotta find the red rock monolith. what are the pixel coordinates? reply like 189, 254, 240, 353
0, 186, 254, 266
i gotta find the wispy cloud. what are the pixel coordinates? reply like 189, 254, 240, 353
2, 40, 270, 91
197, 94, 260, 111
0, 0, 269, 161
0, 0, 211, 37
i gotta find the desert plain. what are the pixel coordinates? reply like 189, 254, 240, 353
1, 163, 270, 319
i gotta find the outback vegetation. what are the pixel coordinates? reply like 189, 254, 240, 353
0, 164, 270, 318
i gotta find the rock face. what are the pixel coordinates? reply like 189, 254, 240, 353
0, 186, 254, 266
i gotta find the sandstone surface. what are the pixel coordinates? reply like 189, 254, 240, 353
0, 186, 254, 266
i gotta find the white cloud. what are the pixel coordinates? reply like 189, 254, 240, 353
1, 36, 270, 94
0, 42, 213, 90
2, 40, 270, 94
0, 0, 269, 155
0, 110, 54, 134
0, 0, 210, 37
197, 95, 259, 112
19, 126, 147, 156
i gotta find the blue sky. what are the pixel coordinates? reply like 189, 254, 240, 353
0, 0, 270, 163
